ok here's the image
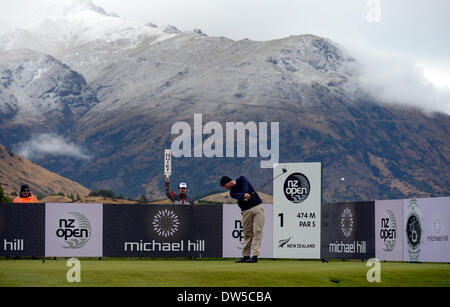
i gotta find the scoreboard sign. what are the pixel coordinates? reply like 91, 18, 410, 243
273, 163, 321, 259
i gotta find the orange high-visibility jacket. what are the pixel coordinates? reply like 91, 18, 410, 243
13, 195, 39, 203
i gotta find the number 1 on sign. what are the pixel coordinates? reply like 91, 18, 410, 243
278, 213, 284, 227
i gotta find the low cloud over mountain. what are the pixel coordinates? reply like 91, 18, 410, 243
13, 133, 91, 160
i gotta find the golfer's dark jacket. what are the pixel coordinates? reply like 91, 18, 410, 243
230, 176, 263, 211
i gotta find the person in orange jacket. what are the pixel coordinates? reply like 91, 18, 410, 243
13, 184, 39, 203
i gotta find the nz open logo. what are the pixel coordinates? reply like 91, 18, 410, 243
57, 212, 92, 249
283, 173, 310, 203
153, 209, 180, 238
380, 210, 397, 252
341, 208, 354, 238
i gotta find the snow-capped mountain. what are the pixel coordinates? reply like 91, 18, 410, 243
0, 0, 448, 201
43, 0, 119, 18
0, 0, 178, 58
0, 49, 95, 122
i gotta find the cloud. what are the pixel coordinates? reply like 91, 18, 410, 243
14, 134, 92, 160
344, 47, 450, 116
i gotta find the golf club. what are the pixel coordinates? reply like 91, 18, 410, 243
244, 167, 288, 201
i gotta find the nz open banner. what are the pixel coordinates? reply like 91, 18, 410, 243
321, 202, 375, 260
103, 205, 223, 257
273, 163, 321, 259
0, 204, 45, 257
45, 203, 103, 257
222, 204, 273, 258
404, 197, 450, 263
375, 200, 404, 261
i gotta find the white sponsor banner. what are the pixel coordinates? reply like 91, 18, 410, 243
222, 204, 273, 258
404, 197, 450, 263
273, 163, 321, 259
375, 200, 404, 261
45, 203, 103, 257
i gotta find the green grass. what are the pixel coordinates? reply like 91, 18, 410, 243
0, 258, 448, 287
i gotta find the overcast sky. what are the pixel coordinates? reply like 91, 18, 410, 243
104, 0, 450, 88
1, 0, 449, 88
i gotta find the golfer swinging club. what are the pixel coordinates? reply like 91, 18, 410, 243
220, 175, 264, 263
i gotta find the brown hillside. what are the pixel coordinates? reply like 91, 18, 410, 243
0, 144, 90, 198
80, 196, 138, 205
39, 195, 138, 204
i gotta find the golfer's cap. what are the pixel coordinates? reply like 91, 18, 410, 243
178, 182, 188, 189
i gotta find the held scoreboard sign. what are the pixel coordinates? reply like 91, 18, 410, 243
164, 149, 172, 177
273, 163, 321, 259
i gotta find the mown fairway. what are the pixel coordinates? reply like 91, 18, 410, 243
0, 258, 448, 287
